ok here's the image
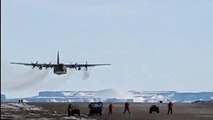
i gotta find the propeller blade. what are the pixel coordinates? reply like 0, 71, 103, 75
70, 62, 72, 69
31, 61, 37, 69
85, 61, 88, 71
75, 62, 78, 70
48, 62, 51, 68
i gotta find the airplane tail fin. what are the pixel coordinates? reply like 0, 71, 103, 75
57, 50, 59, 64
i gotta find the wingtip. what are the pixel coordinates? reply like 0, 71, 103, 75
104, 64, 111, 66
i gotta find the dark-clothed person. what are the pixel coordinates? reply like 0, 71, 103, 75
123, 102, 130, 114
68, 104, 73, 116
167, 102, 173, 115
108, 103, 113, 115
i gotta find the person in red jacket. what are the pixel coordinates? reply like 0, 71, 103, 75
167, 102, 173, 115
108, 103, 113, 115
123, 102, 130, 114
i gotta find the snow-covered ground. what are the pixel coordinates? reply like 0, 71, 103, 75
1, 103, 95, 120
3, 89, 213, 103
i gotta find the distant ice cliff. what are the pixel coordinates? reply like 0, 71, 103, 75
4, 89, 213, 103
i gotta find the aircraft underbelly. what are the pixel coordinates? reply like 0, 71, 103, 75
53, 66, 67, 75
54, 70, 67, 75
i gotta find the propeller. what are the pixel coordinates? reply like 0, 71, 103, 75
74, 62, 78, 70
44, 62, 47, 69
31, 61, 38, 69
85, 61, 88, 71
46, 62, 51, 69
39, 65, 42, 70
69, 62, 72, 69
32, 66, 35, 69
34, 61, 41, 69
48, 61, 51, 67
32, 62, 35, 69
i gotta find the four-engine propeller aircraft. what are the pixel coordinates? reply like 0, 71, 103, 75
10, 51, 111, 75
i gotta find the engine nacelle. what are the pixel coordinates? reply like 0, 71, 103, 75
39, 66, 42, 70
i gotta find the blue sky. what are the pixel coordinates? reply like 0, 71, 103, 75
2, 0, 213, 98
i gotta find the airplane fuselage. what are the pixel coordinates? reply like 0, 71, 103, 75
53, 64, 67, 75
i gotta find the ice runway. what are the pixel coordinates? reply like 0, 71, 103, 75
2, 102, 210, 120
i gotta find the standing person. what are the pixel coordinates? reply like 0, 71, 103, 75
167, 102, 173, 115
108, 103, 113, 115
123, 102, 130, 114
67, 104, 73, 116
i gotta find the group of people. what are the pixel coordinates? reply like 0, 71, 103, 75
18, 99, 24, 104
108, 102, 130, 115
108, 102, 173, 115
67, 104, 80, 116
67, 102, 173, 116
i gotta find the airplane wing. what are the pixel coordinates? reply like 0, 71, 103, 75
64, 63, 111, 70
10, 62, 111, 70
10, 62, 57, 69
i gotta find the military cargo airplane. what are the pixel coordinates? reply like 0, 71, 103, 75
10, 51, 111, 75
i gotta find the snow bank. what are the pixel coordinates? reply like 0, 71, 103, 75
5, 89, 213, 103
95, 89, 134, 99
1, 103, 43, 111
